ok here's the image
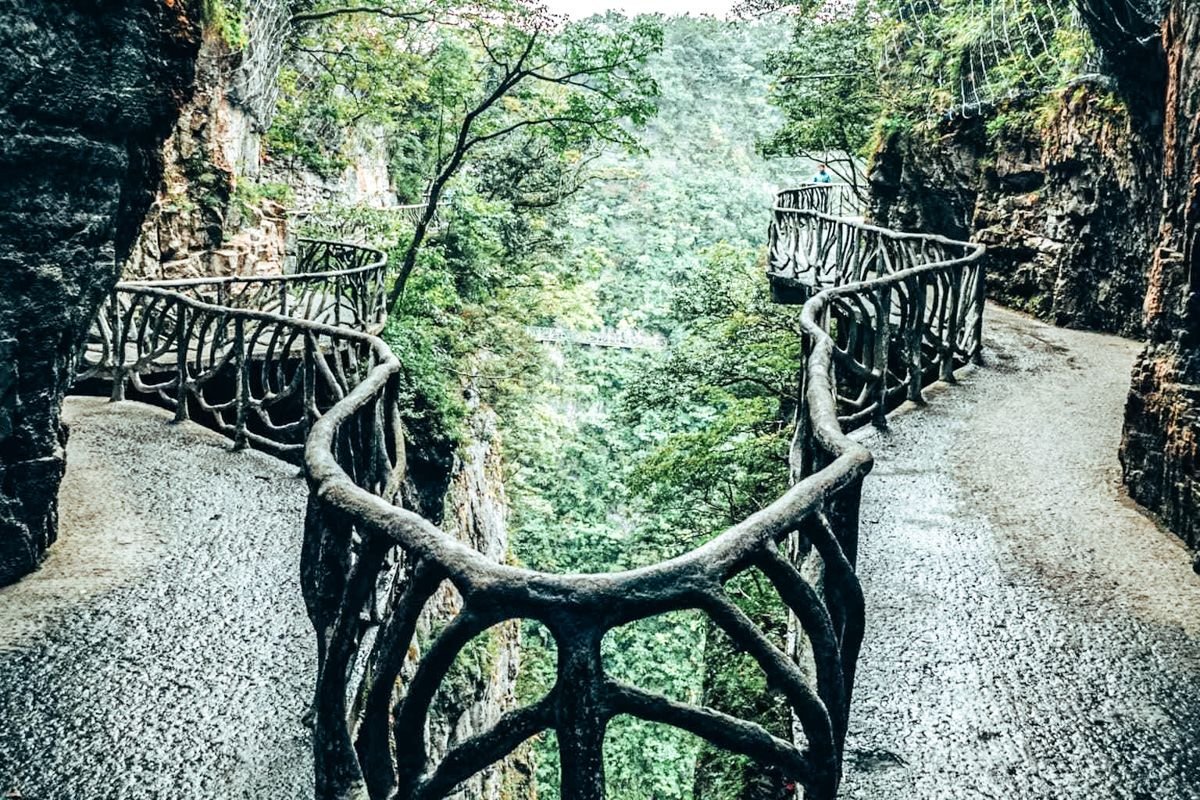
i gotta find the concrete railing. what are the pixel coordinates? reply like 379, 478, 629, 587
76, 238, 388, 462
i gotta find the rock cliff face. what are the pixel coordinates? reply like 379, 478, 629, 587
125, 1, 293, 282
263, 122, 401, 210
422, 403, 532, 799
0, 0, 201, 586
125, 2, 401, 282
870, 82, 1159, 338
1120, 0, 1200, 558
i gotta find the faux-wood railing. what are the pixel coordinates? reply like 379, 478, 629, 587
77, 200, 984, 799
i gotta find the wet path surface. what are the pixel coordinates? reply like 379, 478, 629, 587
3, 311, 1200, 800
0, 397, 314, 800
844, 306, 1200, 800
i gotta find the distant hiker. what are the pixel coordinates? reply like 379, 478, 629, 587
812, 163, 834, 184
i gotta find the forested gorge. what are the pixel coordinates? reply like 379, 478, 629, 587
269, 10, 815, 796
247, 3, 1123, 795
3, 0, 1200, 798
125, 0, 1199, 796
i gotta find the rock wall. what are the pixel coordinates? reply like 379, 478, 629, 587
414, 402, 531, 800
125, 0, 293, 282
870, 81, 1159, 338
1120, 0, 1200, 558
125, 1, 399, 282
262, 122, 401, 210
0, 0, 201, 586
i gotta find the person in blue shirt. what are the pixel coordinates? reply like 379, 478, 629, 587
812, 163, 834, 184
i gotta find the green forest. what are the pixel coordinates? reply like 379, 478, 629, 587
499, 19, 813, 797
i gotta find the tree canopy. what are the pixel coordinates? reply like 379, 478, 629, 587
271, 0, 662, 307
757, 0, 1096, 187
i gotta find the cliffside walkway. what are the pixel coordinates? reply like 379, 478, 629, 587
2, 195, 1199, 799
4, 305, 1198, 799
846, 306, 1200, 798
0, 397, 315, 799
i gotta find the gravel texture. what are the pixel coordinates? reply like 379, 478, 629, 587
844, 306, 1200, 800
0, 397, 314, 800
2, 306, 1199, 800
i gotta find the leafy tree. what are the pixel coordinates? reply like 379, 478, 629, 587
757, 0, 1094, 195
623, 244, 799, 555
758, 0, 879, 197
497, 16, 816, 798
273, 0, 662, 310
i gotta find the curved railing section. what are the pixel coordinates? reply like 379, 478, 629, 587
76, 195, 984, 800
301, 190, 984, 800
771, 186, 987, 432
769, 185, 871, 296
76, 238, 388, 462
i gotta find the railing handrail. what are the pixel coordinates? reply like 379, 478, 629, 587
109, 283, 387, 339
299, 197, 984, 799
79, 200, 984, 799
305, 373, 870, 597
118, 237, 387, 290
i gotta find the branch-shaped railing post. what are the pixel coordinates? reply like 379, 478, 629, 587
233, 315, 249, 451
174, 299, 190, 422
802, 511, 865, 718
972, 258, 986, 365
905, 273, 926, 405
555, 630, 608, 800
302, 332, 318, 445
353, 561, 441, 799
872, 286, 892, 428
108, 291, 126, 402
793, 334, 813, 481
758, 541, 847, 748
940, 265, 962, 384
334, 275, 344, 328
818, 300, 836, 457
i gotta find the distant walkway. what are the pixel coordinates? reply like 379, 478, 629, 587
0, 397, 314, 800
845, 305, 1200, 799
526, 325, 666, 351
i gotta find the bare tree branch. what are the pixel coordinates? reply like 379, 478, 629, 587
291, 4, 434, 25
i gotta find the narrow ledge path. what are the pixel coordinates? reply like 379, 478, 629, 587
0, 397, 315, 800
844, 305, 1200, 800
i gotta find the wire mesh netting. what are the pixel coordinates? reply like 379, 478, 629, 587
776, 0, 1168, 119
875, 0, 1099, 117
231, 0, 297, 131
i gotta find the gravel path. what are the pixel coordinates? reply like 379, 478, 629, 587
0, 397, 314, 800
843, 306, 1200, 800
2, 307, 1199, 800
